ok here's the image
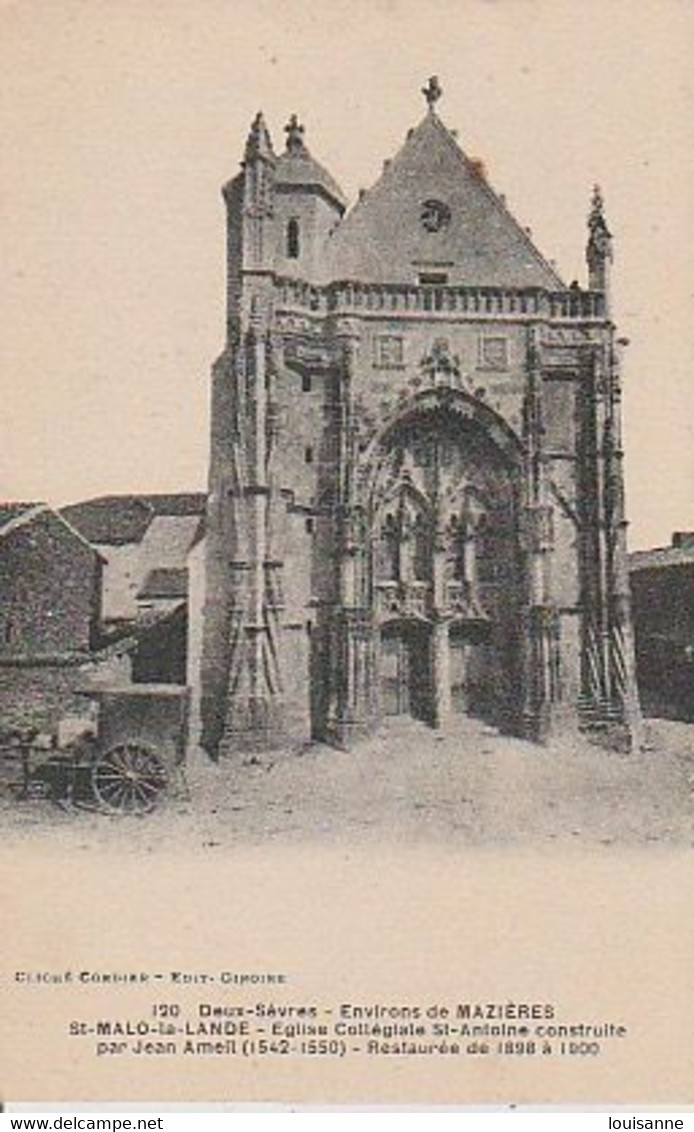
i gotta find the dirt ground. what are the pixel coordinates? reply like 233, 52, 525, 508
2, 715, 694, 853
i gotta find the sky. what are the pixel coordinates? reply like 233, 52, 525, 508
1, 0, 693, 550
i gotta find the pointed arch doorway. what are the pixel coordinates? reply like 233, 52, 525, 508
365, 389, 525, 734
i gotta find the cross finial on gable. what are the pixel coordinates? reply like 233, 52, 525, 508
422, 75, 442, 112
284, 113, 306, 153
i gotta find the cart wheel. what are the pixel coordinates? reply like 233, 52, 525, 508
92, 744, 168, 814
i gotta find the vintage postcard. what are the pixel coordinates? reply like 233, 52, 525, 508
1, 0, 693, 1108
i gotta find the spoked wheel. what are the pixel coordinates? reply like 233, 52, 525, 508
92, 744, 168, 814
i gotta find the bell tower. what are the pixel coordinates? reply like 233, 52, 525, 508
273, 114, 346, 281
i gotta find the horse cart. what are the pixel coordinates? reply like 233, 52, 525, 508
3, 684, 190, 815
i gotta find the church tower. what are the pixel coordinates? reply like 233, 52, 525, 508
199, 79, 640, 756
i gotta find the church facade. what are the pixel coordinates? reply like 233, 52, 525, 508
199, 80, 639, 757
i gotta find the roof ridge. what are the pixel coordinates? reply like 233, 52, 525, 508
0, 502, 48, 538
0, 502, 104, 558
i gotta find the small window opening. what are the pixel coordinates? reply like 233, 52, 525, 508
305, 518, 314, 534
287, 218, 300, 259
419, 272, 448, 286
304, 445, 314, 465
302, 373, 312, 393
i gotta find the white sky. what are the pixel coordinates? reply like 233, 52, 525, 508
1, 0, 693, 549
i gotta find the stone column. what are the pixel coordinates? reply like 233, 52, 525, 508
431, 618, 451, 729
431, 518, 451, 729
521, 328, 557, 742
601, 339, 642, 747
219, 315, 284, 754
329, 324, 376, 748
246, 329, 268, 728
521, 509, 557, 742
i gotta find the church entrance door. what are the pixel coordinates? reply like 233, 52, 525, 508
379, 620, 432, 723
449, 622, 495, 721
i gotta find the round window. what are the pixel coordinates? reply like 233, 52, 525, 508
420, 199, 451, 233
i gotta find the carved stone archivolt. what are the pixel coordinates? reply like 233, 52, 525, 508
355, 385, 523, 499
353, 345, 493, 454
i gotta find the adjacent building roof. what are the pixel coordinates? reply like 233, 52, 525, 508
138, 492, 207, 516
61, 493, 206, 546
0, 500, 103, 557
91, 600, 187, 656
139, 514, 202, 570
137, 567, 188, 600
0, 502, 43, 533
629, 544, 694, 572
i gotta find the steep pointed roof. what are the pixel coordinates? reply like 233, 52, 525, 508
222, 112, 275, 200
275, 114, 347, 211
326, 111, 563, 288
243, 111, 275, 164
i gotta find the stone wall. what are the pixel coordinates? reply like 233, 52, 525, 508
630, 563, 694, 720
0, 510, 101, 658
0, 651, 131, 737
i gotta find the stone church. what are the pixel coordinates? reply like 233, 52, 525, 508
199, 79, 639, 757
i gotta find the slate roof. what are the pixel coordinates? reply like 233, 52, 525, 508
0, 502, 42, 532
0, 501, 102, 556
61, 493, 206, 546
629, 545, 694, 572
137, 567, 189, 600
275, 147, 347, 211
138, 514, 202, 571
92, 600, 187, 655
139, 492, 207, 516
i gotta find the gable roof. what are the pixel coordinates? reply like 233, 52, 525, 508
61, 493, 206, 546
325, 112, 563, 289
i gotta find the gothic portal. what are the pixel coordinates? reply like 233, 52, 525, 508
199, 80, 640, 756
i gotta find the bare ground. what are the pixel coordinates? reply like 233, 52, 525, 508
2, 715, 694, 854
